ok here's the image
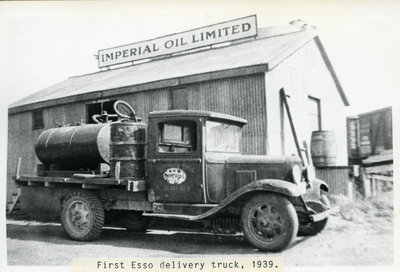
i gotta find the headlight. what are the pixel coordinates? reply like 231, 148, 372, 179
305, 166, 316, 182
291, 165, 302, 184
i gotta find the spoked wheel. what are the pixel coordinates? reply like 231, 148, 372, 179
241, 193, 298, 252
61, 191, 104, 241
298, 195, 330, 236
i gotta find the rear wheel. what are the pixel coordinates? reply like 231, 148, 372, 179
61, 191, 104, 241
241, 193, 298, 252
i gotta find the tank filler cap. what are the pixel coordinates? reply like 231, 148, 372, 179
113, 100, 140, 123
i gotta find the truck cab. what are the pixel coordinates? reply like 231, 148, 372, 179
147, 110, 249, 204
146, 110, 305, 205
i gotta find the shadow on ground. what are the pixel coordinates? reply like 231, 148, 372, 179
6, 221, 307, 255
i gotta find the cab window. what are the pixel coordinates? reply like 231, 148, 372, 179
158, 121, 196, 153
206, 121, 241, 153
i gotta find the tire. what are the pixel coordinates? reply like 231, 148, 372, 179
61, 191, 104, 241
241, 193, 298, 252
298, 195, 330, 236
120, 211, 153, 232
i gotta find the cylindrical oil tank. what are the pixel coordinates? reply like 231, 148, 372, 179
110, 121, 146, 178
35, 124, 110, 169
310, 130, 337, 167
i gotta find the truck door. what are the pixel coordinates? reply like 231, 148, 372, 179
147, 117, 205, 203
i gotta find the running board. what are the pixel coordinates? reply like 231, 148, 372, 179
143, 213, 198, 221
144, 203, 219, 221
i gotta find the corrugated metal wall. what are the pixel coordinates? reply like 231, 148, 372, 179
316, 167, 354, 198
117, 74, 267, 154
188, 74, 267, 155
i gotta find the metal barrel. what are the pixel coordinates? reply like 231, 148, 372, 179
310, 130, 337, 167
35, 124, 110, 168
109, 122, 146, 178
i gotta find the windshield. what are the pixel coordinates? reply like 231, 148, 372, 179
206, 120, 242, 153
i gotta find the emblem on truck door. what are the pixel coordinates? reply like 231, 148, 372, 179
163, 168, 186, 184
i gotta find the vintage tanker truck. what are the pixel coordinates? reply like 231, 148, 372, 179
14, 100, 332, 252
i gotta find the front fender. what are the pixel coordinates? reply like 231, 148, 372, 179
316, 179, 329, 192
192, 179, 306, 220
309, 178, 329, 192
304, 178, 329, 201
241, 179, 307, 197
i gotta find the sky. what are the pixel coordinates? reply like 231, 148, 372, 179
0, 0, 399, 117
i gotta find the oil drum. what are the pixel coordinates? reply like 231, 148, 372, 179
310, 130, 337, 167
35, 124, 110, 169
110, 121, 146, 178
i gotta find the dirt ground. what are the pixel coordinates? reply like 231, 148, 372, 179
6, 192, 393, 266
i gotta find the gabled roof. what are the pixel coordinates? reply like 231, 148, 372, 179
9, 25, 349, 114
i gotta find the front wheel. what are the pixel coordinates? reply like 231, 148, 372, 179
61, 191, 104, 241
241, 193, 298, 252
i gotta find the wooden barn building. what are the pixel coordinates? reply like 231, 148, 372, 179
7, 17, 349, 215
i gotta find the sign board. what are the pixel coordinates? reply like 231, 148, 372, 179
98, 15, 257, 68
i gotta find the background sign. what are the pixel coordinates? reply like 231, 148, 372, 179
98, 15, 257, 68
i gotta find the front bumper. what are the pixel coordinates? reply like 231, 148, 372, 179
310, 205, 339, 222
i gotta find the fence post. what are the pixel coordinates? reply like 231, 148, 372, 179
347, 181, 353, 201
361, 168, 371, 197
371, 177, 376, 196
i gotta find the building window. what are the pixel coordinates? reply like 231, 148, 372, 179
86, 100, 118, 123
308, 96, 321, 131
158, 120, 196, 153
32, 109, 44, 130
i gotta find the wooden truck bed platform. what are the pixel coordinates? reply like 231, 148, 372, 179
15, 175, 146, 192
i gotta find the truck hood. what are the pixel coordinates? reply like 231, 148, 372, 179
205, 153, 302, 181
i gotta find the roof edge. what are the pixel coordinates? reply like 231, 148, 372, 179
8, 64, 268, 115
268, 28, 317, 70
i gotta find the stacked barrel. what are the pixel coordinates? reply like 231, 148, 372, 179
109, 122, 146, 178
310, 130, 337, 167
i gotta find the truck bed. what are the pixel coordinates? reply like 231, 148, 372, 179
15, 174, 146, 192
